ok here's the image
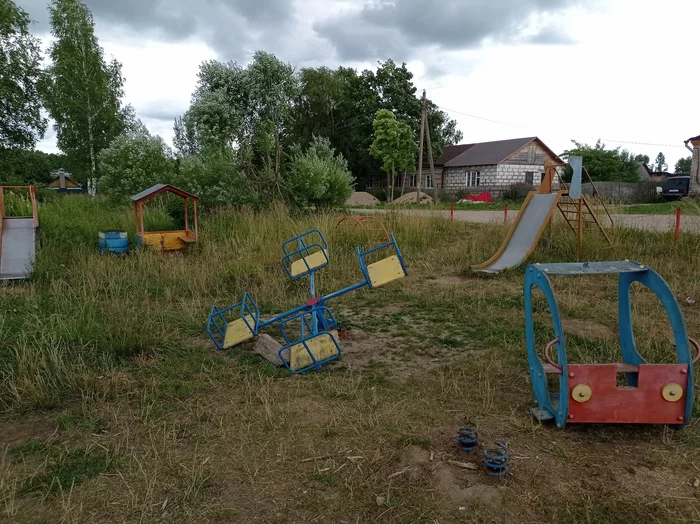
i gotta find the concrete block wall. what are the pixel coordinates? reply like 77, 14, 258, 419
495, 164, 545, 188
442, 165, 497, 192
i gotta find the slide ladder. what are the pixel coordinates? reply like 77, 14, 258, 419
557, 194, 612, 245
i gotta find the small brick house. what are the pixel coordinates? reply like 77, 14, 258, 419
436, 137, 562, 197
366, 136, 563, 198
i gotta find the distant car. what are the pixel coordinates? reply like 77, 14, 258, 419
661, 176, 690, 200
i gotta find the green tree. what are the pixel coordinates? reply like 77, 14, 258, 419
177, 52, 298, 195
652, 152, 667, 172
0, 0, 46, 148
370, 109, 416, 201
284, 135, 354, 209
675, 156, 692, 174
561, 140, 642, 182
174, 148, 258, 210
43, 0, 125, 183
293, 61, 461, 189
97, 129, 174, 200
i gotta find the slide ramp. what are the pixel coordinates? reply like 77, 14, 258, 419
473, 192, 561, 273
0, 218, 37, 280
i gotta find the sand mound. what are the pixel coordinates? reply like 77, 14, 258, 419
391, 191, 434, 204
346, 191, 380, 206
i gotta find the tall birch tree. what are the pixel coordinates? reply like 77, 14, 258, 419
43, 0, 124, 181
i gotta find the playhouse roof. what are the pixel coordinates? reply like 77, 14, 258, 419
131, 184, 199, 203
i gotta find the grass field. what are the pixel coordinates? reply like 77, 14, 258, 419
1, 195, 699, 523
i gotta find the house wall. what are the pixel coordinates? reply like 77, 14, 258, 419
502, 141, 557, 166
442, 165, 497, 194
440, 141, 560, 196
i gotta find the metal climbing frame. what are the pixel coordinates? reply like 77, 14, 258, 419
525, 261, 697, 428
335, 216, 391, 248
206, 230, 408, 373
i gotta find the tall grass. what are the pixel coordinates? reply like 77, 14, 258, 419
1, 194, 699, 411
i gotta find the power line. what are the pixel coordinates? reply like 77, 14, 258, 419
438, 105, 527, 129
438, 104, 687, 149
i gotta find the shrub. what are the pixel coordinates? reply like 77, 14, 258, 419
502, 182, 533, 201
174, 148, 258, 211
97, 132, 174, 200
284, 136, 354, 209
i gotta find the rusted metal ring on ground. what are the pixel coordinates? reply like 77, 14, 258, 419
689, 337, 700, 364
544, 338, 561, 370
335, 216, 391, 248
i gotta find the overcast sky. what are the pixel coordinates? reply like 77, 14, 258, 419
19, 0, 700, 169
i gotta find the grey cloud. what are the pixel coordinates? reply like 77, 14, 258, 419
18, 0, 296, 62
313, 0, 585, 61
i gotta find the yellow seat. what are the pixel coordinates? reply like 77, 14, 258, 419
288, 331, 339, 371
290, 249, 327, 276
223, 315, 255, 349
366, 255, 405, 288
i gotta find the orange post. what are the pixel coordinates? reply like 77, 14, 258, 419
675, 206, 681, 242
450, 202, 454, 222
193, 200, 198, 240
184, 198, 189, 232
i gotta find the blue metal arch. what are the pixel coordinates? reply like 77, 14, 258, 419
524, 265, 569, 428
617, 268, 694, 425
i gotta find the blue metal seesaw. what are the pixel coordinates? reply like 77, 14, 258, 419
206, 229, 408, 373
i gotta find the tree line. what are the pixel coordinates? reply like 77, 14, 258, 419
0, 0, 462, 208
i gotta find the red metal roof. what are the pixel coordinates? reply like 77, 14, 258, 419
131, 184, 199, 203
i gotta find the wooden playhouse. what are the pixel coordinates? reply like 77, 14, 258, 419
131, 184, 199, 252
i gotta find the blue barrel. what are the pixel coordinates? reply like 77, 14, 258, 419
98, 230, 128, 254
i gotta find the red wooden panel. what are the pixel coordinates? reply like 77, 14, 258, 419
567, 364, 688, 424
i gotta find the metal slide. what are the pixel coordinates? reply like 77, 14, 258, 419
0, 218, 37, 279
473, 192, 562, 273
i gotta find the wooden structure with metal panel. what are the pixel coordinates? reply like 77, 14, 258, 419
131, 184, 199, 252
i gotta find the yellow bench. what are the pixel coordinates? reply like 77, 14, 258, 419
289, 249, 328, 277
223, 314, 256, 349
288, 331, 339, 371
366, 255, 405, 288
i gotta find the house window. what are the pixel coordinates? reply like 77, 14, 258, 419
465, 170, 480, 187
425, 174, 433, 188
525, 172, 534, 185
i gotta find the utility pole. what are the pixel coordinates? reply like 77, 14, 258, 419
416, 90, 438, 203
416, 91, 426, 204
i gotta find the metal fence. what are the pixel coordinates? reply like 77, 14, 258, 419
580, 181, 658, 203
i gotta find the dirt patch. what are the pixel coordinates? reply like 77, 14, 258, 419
345, 192, 380, 206
0, 415, 57, 447
395, 444, 502, 508
562, 318, 615, 340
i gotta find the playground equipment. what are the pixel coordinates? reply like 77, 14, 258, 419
456, 427, 479, 452
98, 230, 129, 254
525, 261, 697, 428
335, 215, 390, 248
483, 442, 509, 477
0, 186, 38, 280
473, 159, 613, 273
206, 229, 408, 373
131, 184, 199, 252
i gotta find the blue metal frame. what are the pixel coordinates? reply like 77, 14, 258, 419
525, 261, 695, 428
206, 292, 260, 350
277, 307, 341, 373
206, 229, 408, 373
356, 234, 408, 289
281, 230, 329, 280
